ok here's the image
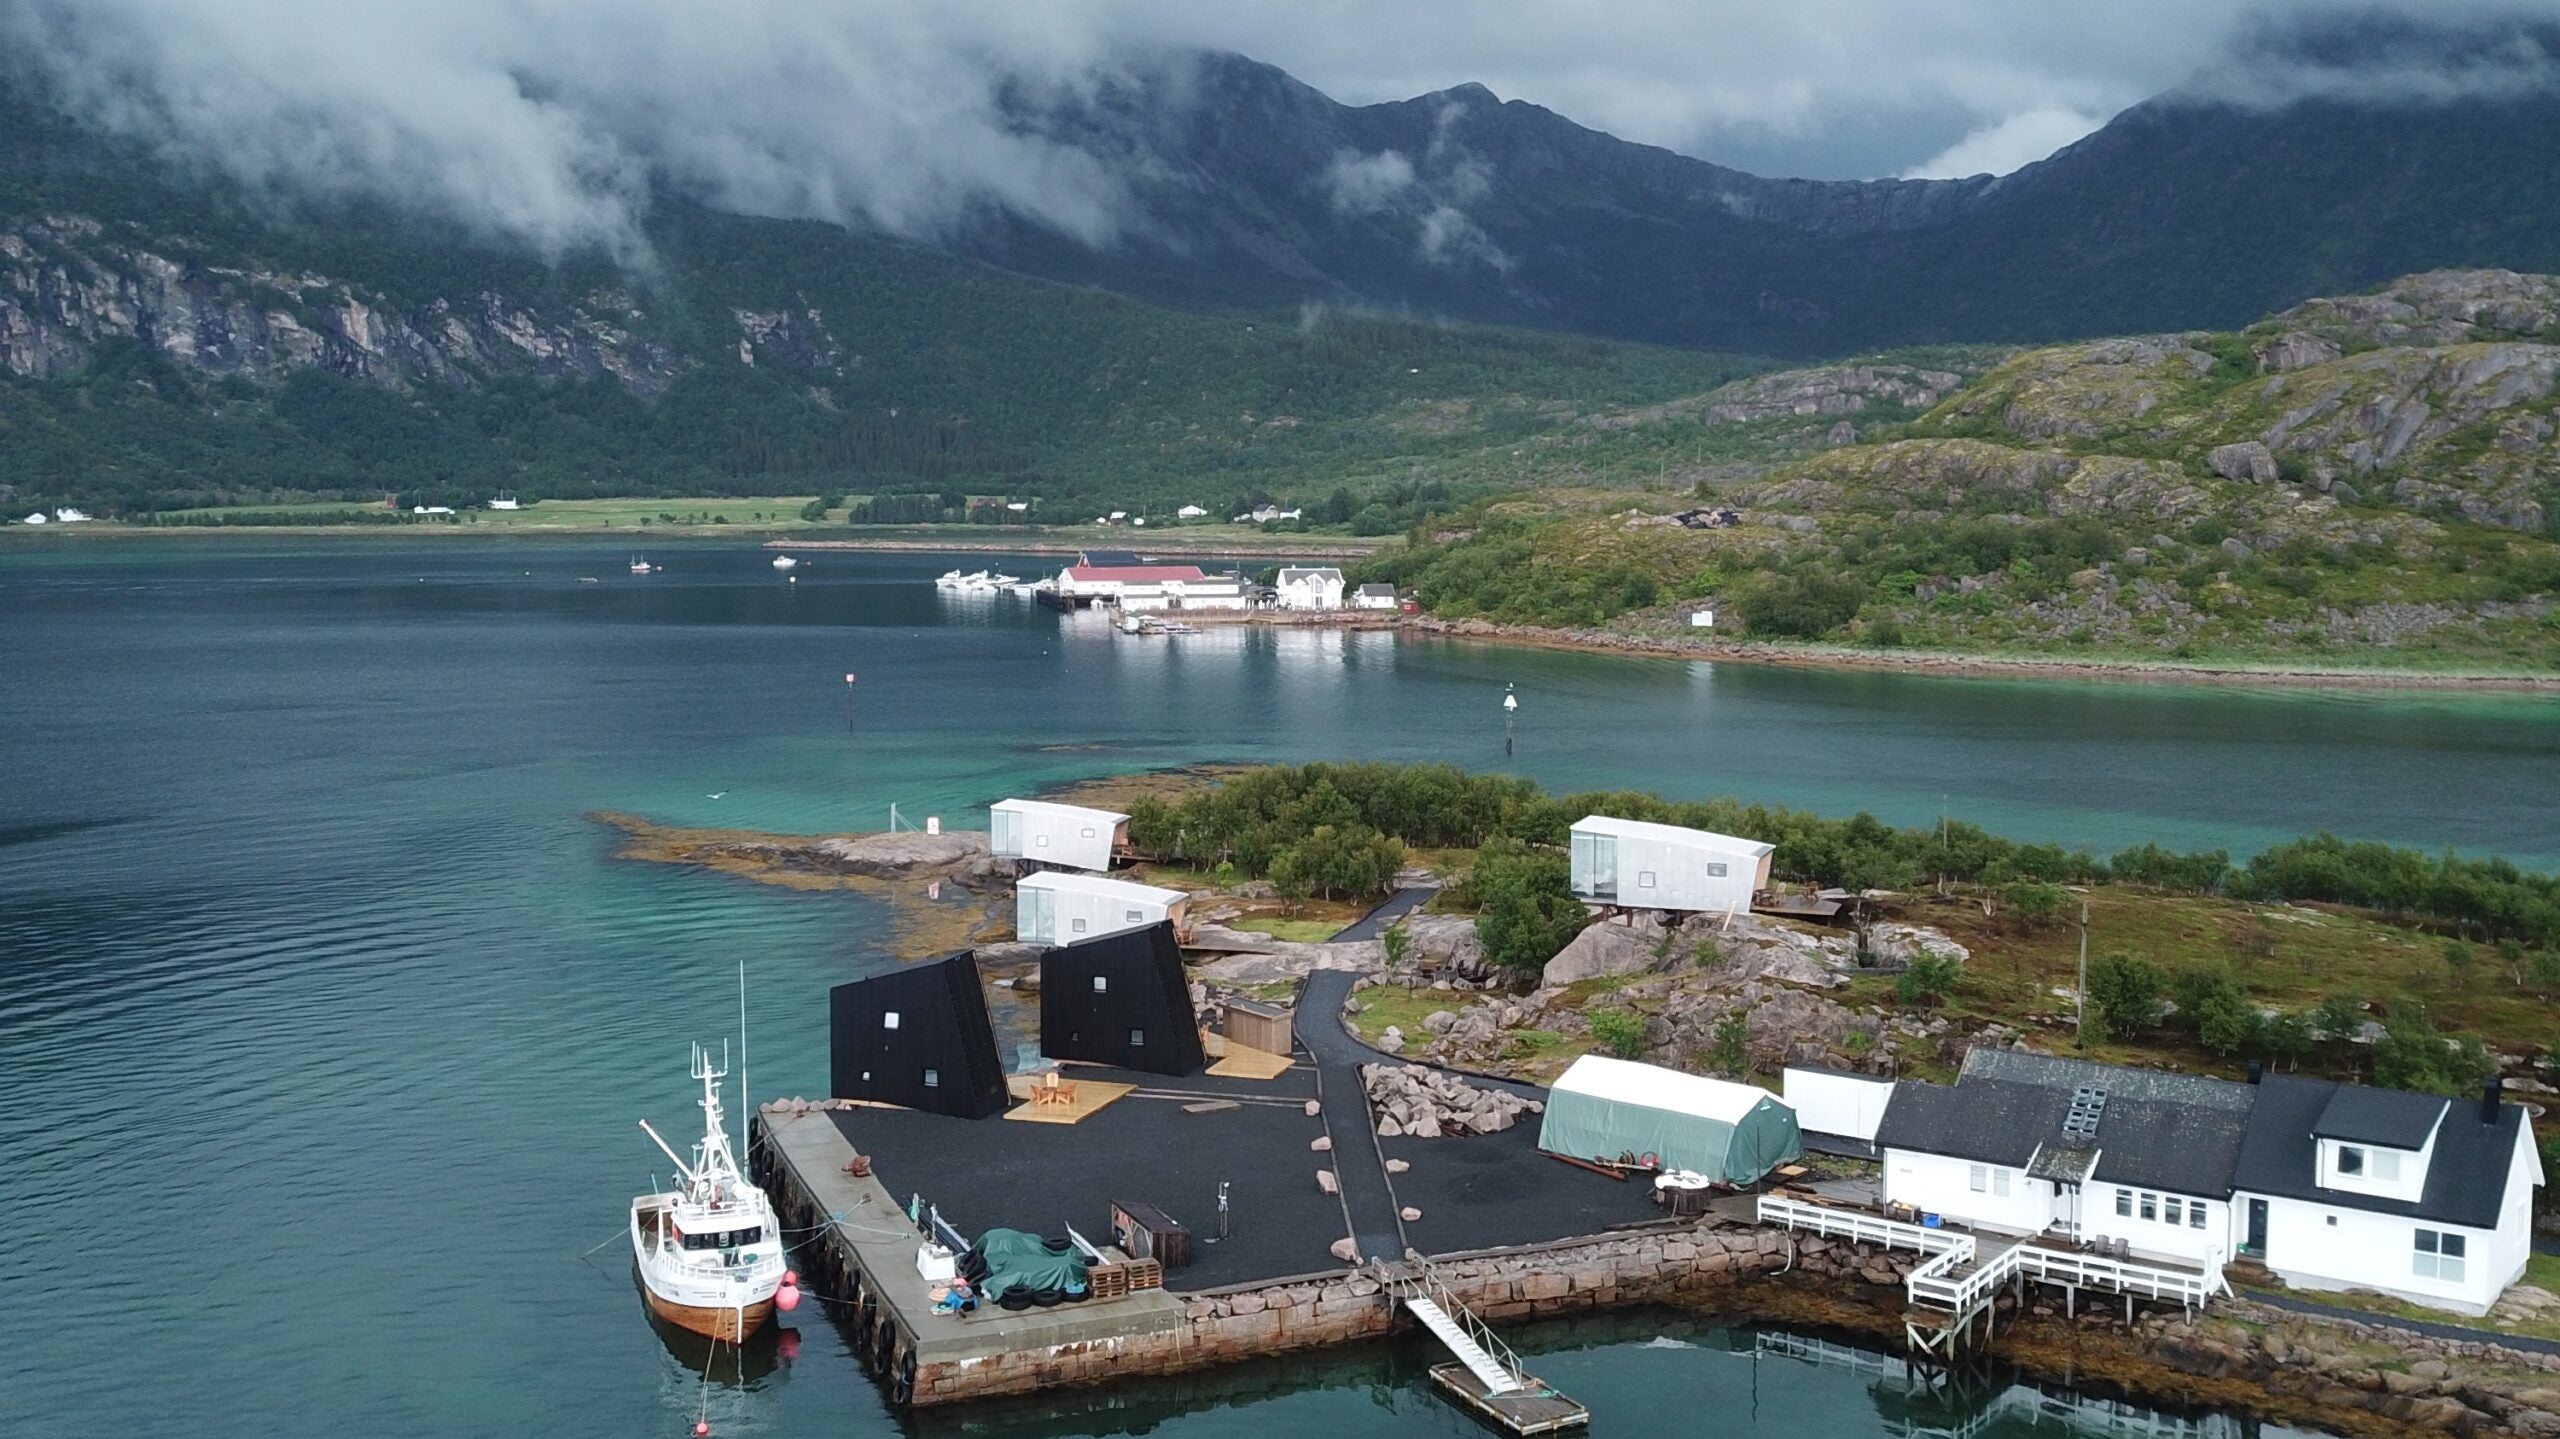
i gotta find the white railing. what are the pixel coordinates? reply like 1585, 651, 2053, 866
1400, 1255, 1532, 1391
1756, 1196, 2219, 1314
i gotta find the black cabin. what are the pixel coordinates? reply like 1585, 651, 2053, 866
1038, 922, 1206, 1077
829, 951, 1008, 1119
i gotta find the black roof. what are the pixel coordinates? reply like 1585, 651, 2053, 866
2312, 1085, 2448, 1148
1080, 549, 1144, 567
1356, 582, 1396, 596
1873, 1050, 2254, 1197
2232, 1074, 2528, 1230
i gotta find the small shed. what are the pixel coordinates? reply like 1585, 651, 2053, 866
1568, 815, 1772, 914
1538, 1055, 1803, 1185
1222, 997, 1294, 1057
1351, 582, 1399, 610
991, 798, 1129, 873
1018, 871, 1188, 946
1782, 1064, 1895, 1146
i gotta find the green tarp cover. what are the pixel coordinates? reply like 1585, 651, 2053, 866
1535, 1055, 1804, 1186
968, 1227, 1088, 1296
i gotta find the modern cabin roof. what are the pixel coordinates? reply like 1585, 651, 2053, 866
2232, 1074, 2530, 1230
1017, 870, 1185, 905
1568, 814, 1775, 857
1874, 1049, 2255, 1197
990, 798, 1130, 824
2311, 1085, 2448, 1149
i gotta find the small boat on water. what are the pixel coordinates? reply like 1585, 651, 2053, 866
630, 1045, 793, 1342
771, 555, 798, 570
631, 558, 656, 574
933, 569, 967, 589
987, 572, 1020, 587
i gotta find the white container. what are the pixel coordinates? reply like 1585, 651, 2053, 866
916, 1242, 957, 1282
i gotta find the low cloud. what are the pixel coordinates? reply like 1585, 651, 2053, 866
1321, 149, 1419, 214
1902, 108, 2110, 179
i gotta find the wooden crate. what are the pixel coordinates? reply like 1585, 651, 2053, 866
1111, 1198, 1194, 1270
1223, 997, 1294, 1057
1087, 1262, 1131, 1300
1125, 1257, 1163, 1292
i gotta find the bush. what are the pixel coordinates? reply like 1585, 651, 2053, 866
1895, 953, 1962, 1007
1587, 1007, 1647, 1060
2086, 953, 2164, 1039
2002, 879, 2068, 928
1469, 839, 1589, 975
2371, 1002, 2495, 1096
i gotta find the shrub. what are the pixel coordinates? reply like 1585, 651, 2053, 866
1469, 839, 1588, 975
1587, 1007, 1647, 1060
1895, 953, 1962, 1007
2086, 953, 2164, 1039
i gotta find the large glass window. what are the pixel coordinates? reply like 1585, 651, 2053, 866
1572, 831, 1618, 896
2370, 1150, 2402, 1181
2414, 1229, 2468, 1282
2338, 1146, 2365, 1176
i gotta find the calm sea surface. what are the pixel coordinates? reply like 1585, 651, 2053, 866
8, 536, 2540, 1436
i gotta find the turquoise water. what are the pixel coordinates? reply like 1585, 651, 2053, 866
2, 536, 2527, 1435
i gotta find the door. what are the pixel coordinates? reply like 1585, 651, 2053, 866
2245, 1198, 2269, 1259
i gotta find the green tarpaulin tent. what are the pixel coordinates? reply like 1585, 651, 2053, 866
1537, 1054, 1803, 1185
963, 1228, 1089, 1297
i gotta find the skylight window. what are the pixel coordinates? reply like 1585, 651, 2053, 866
2063, 1086, 2109, 1138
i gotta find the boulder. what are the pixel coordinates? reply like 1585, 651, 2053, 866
1541, 914, 1668, 987
1330, 1237, 1359, 1263
2208, 441, 2278, 484
1862, 923, 1970, 969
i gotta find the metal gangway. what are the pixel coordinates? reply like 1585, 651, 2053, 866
1394, 1256, 1587, 1434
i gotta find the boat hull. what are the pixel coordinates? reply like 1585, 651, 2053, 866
643, 1286, 776, 1343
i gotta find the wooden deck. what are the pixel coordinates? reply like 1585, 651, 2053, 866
1427, 1363, 1589, 1435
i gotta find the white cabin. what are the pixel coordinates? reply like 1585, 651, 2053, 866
1869, 1050, 2544, 1316
1274, 567, 1345, 610
1351, 583, 1399, 610
1567, 815, 1772, 914
990, 798, 1129, 873
1016, 871, 1188, 945
1177, 505, 1208, 519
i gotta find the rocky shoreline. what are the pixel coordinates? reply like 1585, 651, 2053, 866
1408, 616, 2560, 693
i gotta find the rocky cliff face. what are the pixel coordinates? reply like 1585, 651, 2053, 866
1913, 271, 2560, 533
0, 214, 679, 392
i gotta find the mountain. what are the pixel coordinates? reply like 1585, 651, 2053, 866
966, 45, 2560, 356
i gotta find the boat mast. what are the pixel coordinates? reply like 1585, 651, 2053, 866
737, 960, 750, 1177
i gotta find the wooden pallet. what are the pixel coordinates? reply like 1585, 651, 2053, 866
1125, 1258, 1163, 1291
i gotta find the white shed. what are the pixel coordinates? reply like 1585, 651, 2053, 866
1274, 567, 1344, 610
1017, 871, 1188, 945
1568, 815, 1772, 914
990, 799, 1129, 873
1782, 1065, 1895, 1145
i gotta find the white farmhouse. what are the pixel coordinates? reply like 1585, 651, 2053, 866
990, 798, 1129, 873
1567, 816, 1773, 914
1016, 871, 1188, 945
1351, 582, 1399, 610
1869, 1049, 2544, 1315
1273, 566, 1345, 610
1177, 505, 1208, 519
2230, 1074, 2541, 1316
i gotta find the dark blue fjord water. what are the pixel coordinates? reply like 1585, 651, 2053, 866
6, 537, 2537, 1437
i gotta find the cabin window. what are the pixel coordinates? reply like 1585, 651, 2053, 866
2164, 1197, 2182, 1226
1128, 1029, 1145, 1047
1967, 1165, 2008, 1196
2370, 1150, 2402, 1181
2190, 1203, 2207, 1230
2414, 1229, 2467, 1282
1126, 909, 1145, 922
1036, 834, 1051, 848
2140, 1193, 2157, 1221
1072, 917, 1089, 933
2116, 1191, 2133, 1218
680, 1227, 763, 1251
1091, 975, 1108, 992
1707, 862, 1728, 877
2338, 1146, 2365, 1176
1637, 871, 1657, 889
882, 1011, 900, 1030
923, 1068, 940, 1088
1081, 826, 1097, 839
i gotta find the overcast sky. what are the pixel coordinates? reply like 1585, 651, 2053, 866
4, 0, 2552, 258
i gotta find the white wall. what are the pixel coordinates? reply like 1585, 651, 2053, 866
1017, 881, 1177, 945
2247, 1194, 2503, 1315
1782, 1069, 1893, 1143
991, 802, 1122, 872
1276, 572, 1343, 610
1609, 830, 1761, 913
2081, 1182, 2231, 1266
2316, 1129, 2435, 1206
1882, 1148, 2055, 1234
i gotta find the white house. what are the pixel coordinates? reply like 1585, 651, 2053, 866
1869, 1049, 2544, 1316
2230, 1074, 2542, 1316
1782, 1065, 1895, 1151
21, 511, 46, 525
1006, 501, 1031, 513
1274, 567, 1345, 611
1234, 505, 1303, 524
1177, 505, 1208, 520
52, 506, 92, 522
488, 495, 519, 510
1566, 816, 1773, 914
1351, 583, 1399, 611
1016, 871, 1188, 946
990, 799, 1129, 873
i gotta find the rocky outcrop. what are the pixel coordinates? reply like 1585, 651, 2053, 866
2268, 269, 2560, 351
1360, 1062, 1541, 1137
1540, 913, 1674, 986
0, 215, 680, 392
2207, 440, 2278, 484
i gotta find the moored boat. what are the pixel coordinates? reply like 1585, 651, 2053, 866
630, 1045, 794, 1342
771, 555, 797, 570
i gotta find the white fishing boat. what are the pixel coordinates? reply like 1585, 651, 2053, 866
771, 555, 798, 570
631, 558, 656, 574
630, 1044, 794, 1342
987, 572, 1020, 587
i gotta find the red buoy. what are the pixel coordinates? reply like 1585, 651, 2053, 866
693, 1423, 710, 1437
775, 1279, 801, 1313
783, 1270, 798, 1285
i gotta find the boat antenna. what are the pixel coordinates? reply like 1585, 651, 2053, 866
737, 959, 750, 1162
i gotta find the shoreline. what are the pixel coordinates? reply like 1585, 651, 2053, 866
761, 535, 1380, 559
1406, 617, 2560, 694
2, 525, 1380, 558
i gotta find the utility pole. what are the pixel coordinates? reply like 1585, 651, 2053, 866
2076, 898, 2091, 1050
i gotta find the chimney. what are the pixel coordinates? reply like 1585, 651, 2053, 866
2245, 1059, 2264, 1086
2483, 1076, 2504, 1124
